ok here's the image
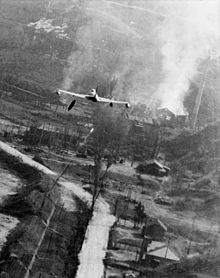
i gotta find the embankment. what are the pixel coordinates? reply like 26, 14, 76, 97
0, 149, 89, 277
0, 140, 115, 278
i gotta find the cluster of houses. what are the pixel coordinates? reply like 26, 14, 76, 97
106, 198, 180, 277
139, 218, 179, 268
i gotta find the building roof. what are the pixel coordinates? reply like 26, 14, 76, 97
129, 115, 154, 125
153, 159, 165, 169
147, 241, 179, 261
156, 219, 168, 231
39, 123, 59, 132
146, 218, 167, 232
118, 238, 142, 248
147, 241, 165, 252
38, 123, 77, 136
148, 247, 179, 261
157, 107, 175, 116
145, 159, 169, 170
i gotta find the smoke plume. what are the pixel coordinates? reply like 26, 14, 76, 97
61, 0, 220, 114
155, 0, 220, 114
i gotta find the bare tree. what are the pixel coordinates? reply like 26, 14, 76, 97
89, 105, 128, 213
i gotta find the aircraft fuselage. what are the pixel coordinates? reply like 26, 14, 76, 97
85, 95, 98, 102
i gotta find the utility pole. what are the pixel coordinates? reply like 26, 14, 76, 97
191, 57, 211, 130
49, 127, 95, 192
165, 238, 170, 258
187, 217, 196, 255
139, 236, 152, 262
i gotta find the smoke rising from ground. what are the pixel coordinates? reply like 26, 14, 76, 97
61, 0, 220, 114
155, 0, 220, 114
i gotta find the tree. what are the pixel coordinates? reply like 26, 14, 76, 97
89, 104, 128, 213
127, 121, 160, 166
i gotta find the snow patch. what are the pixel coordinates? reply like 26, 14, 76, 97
0, 141, 55, 176
28, 18, 70, 39
59, 182, 78, 211
0, 168, 21, 203
0, 214, 19, 251
59, 179, 91, 208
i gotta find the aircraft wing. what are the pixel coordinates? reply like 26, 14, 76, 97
97, 96, 130, 106
57, 89, 87, 99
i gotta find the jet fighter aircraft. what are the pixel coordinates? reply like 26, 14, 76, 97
56, 88, 130, 111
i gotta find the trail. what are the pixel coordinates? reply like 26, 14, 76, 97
0, 140, 115, 278
63, 181, 115, 278
77, 203, 114, 278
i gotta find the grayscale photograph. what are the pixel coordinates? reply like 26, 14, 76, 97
0, 0, 219, 277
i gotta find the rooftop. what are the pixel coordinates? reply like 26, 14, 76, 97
147, 241, 179, 261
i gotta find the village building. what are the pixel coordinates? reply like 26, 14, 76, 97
22, 123, 79, 148
157, 107, 176, 122
156, 107, 188, 128
142, 218, 167, 241
136, 159, 170, 177
143, 240, 179, 268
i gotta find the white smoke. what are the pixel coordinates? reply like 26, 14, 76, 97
61, 0, 142, 91
155, 0, 220, 114
60, 0, 220, 114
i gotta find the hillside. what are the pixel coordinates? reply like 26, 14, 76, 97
0, 1, 220, 278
